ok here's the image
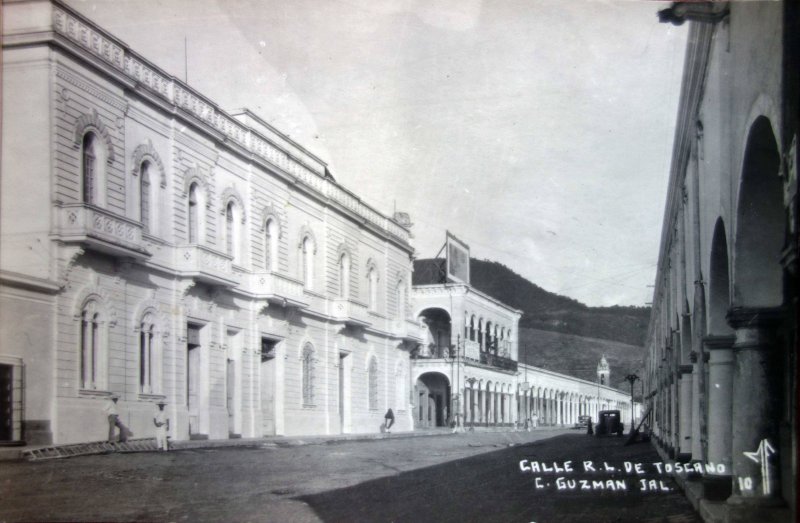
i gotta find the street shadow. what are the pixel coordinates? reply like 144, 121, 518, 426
295, 434, 700, 523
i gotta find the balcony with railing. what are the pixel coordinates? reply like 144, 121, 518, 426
479, 352, 518, 372
244, 272, 308, 308
56, 203, 150, 259
464, 340, 480, 360
175, 244, 238, 287
412, 344, 455, 360
330, 298, 371, 328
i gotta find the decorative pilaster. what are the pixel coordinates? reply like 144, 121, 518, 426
677, 364, 693, 462
689, 351, 702, 464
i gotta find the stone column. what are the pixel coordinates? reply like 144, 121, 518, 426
727, 308, 783, 503
702, 334, 735, 500
689, 352, 702, 461
677, 364, 693, 462
669, 370, 678, 458
476, 389, 482, 424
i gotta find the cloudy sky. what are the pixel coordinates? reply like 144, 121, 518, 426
66, 0, 688, 307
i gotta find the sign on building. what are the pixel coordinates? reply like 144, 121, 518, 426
446, 231, 470, 284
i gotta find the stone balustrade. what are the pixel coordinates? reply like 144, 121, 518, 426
330, 298, 371, 327
244, 272, 307, 307
57, 203, 148, 259
175, 245, 237, 287
51, 5, 410, 245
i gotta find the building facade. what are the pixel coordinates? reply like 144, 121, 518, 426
646, 1, 798, 520
412, 280, 634, 430
1, 0, 638, 449
1, 0, 422, 445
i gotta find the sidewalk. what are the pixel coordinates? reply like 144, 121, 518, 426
0, 425, 570, 462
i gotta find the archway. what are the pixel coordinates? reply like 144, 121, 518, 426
733, 116, 784, 307
708, 219, 733, 335
729, 116, 787, 500
415, 372, 450, 428
417, 308, 452, 358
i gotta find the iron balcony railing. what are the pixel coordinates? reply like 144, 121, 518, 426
479, 352, 518, 372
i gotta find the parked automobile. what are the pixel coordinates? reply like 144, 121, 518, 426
595, 410, 624, 436
574, 415, 591, 429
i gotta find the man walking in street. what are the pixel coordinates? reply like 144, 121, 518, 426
384, 408, 395, 433
104, 395, 130, 443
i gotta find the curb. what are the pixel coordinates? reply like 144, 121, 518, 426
3, 426, 570, 462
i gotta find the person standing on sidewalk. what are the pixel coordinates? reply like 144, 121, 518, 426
104, 395, 130, 443
154, 401, 169, 451
384, 408, 395, 433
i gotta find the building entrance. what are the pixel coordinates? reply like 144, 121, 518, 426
0, 364, 12, 441
186, 325, 201, 436
415, 372, 450, 428
260, 338, 277, 436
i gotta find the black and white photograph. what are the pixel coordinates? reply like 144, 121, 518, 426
0, 0, 797, 521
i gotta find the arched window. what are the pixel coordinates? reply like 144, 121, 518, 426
339, 253, 350, 298
470, 315, 476, 341
367, 265, 378, 311
188, 183, 200, 244
302, 343, 314, 406
139, 313, 160, 394
368, 357, 378, 410
301, 236, 314, 288
264, 218, 278, 271
225, 202, 234, 257
140, 161, 151, 233
82, 133, 97, 204
79, 300, 103, 390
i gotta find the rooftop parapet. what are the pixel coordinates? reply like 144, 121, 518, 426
3, 0, 411, 246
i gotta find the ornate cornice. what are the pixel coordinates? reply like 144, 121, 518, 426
56, 68, 128, 112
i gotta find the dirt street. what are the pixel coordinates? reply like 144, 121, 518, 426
0, 430, 699, 522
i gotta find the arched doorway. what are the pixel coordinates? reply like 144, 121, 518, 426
415, 372, 450, 428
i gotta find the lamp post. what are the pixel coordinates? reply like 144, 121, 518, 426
519, 353, 530, 430
449, 335, 463, 432
466, 376, 479, 431
624, 373, 640, 428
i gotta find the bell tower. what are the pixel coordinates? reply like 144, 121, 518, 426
597, 355, 610, 386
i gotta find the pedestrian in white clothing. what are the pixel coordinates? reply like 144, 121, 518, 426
154, 401, 169, 451
104, 395, 130, 443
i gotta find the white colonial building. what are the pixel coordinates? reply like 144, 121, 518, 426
0, 0, 638, 449
0, 0, 422, 445
411, 260, 634, 430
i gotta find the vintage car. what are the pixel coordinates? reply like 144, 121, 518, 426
595, 410, 624, 436
574, 415, 592, 429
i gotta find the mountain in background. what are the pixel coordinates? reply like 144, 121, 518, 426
413, 258, 650, 391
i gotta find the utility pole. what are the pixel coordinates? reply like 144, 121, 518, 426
625, 373, 640, 428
